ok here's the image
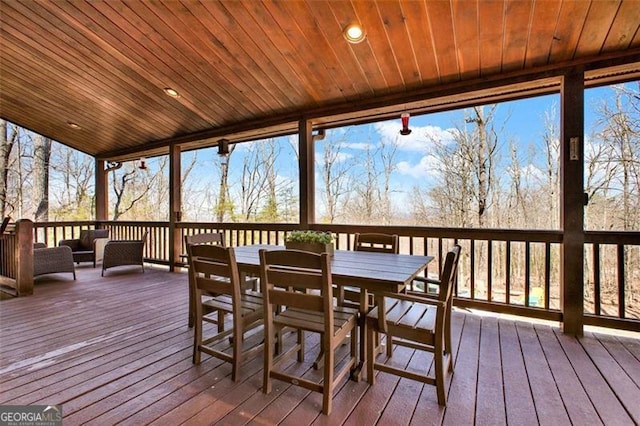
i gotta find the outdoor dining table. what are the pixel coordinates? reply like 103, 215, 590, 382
232, 244, 434, 381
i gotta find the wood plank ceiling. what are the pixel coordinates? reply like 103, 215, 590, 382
1, 0, 639, 161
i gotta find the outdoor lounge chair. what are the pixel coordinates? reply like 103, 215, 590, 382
59, 229, 109, 267
366, 244, 461, 405
101, 232, 147, 276
33, 242, 76, 280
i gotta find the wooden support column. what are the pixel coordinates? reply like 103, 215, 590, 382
560, 68, 585, 335
16, 219, 34, 296
169, 144, 182, 271
95, 159, 108, 221
299, 119, 315, 227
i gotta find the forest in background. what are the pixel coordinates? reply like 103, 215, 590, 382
1, 83, 638, 318
1, 83, 638, 233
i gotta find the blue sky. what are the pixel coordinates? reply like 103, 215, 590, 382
174, 84, 627, 219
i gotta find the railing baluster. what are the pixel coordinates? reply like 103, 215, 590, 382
544, 242, 551, 310
487, 240, 493, 303
525, 242, 531, 307
594, 243, 601, 316
618, 244, 625, 319
506, 241, 511, 304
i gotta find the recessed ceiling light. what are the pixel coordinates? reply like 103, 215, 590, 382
343, 23, 366, 44
164, 87, 180, 98
67, 121, 81, 130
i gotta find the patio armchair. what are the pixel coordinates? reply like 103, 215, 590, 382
33, 242, 76, 280
366, 244, 461, 406
190, 244, 263, 382
184, 232, 259, 328
260, 248, 358, 415
59, 229, 109, 267
101, 232, 147, 276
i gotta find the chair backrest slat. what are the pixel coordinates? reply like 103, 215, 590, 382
260, 249, 331, 315
190, 244, 240, 302
354, 233, 399, 254
439, 245, 461, 303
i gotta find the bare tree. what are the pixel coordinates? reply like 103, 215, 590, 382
216, 144, 235, 222
110, 160, 162, 220
32, 134, 51, 222
0, 120, 17, 217
319, 132, 353, 223
49, 144, 94, 219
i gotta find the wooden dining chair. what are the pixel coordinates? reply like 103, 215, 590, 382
190, 244, 263, 382
366, 244, 461, 405
185, 232, 257, 327
336, 232, 399, 309
259, 249, 358, 415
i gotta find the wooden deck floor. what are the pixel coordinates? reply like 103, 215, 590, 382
1, 265, 639, 425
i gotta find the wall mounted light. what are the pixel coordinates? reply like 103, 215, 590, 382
343, 23, 366, 44
217, 139, 230, 157
400, 112, 412, 135
67, 121, 81, 130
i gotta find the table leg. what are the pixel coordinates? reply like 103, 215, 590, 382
350, 288, 369, 382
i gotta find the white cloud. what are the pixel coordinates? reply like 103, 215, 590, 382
373, 121, 455, 153
342, 142, 371, 150
397, 155, 441, 179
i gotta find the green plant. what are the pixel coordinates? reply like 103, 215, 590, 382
285, 230, 334, 244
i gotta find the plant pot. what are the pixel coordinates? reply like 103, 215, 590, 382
284, 241, 334, 256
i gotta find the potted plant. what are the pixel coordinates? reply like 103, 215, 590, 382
285, 230, 335, 256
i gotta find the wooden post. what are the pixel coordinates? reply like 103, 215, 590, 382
16, 219, 34, 296
299, 119, 315, 227
95, 159, 108, 221
560, 68, 585, 335
169, 144, 182, 271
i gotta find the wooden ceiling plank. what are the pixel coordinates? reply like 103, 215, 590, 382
549, 0, 591, 63
501, 0, 533, 71
94, 0, 251, 121
525, 0, 562, 68
399, 0, 439, 85
49, 1, 212, 129
235, 0, 327, 103
281, 0, 366, 101
203, 0, 314, 106
425, 0, 459, 83
0, 5, 179, 138
603, 0, 640, 52
59, 0, 224, 126
304, 0, 375, 98
374, 0, 423, 88
451, 0, 481, 79
182, 1, 297, 111
0, 34, 159, 153
576, 0, 622, 56
259, 0, 348, 102
135, 1, 280, 116
0, 73, 132, 154
325, 0, 390, 95
351, 0, 403, 90
478, 0, 504, 77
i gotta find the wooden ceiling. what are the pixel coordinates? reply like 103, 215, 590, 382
1, 0, 639, 161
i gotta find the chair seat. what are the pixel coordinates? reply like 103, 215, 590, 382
202, 290, 263, 318
367, 299, 436, 346
274, 305, 358, 335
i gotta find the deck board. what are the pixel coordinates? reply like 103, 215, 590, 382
1, 266, 638, 425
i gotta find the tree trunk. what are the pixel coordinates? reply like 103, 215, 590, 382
33, 134, 51, 222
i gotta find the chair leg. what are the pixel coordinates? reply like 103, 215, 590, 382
434, 340, 446, 405
232, 321, 242, 382
386, 333, 393, 358
193, 305, 203, 365
263, 325, 275, 395
322, 333, 333, 415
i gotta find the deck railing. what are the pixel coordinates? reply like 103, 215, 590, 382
19, 220, 640, 331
